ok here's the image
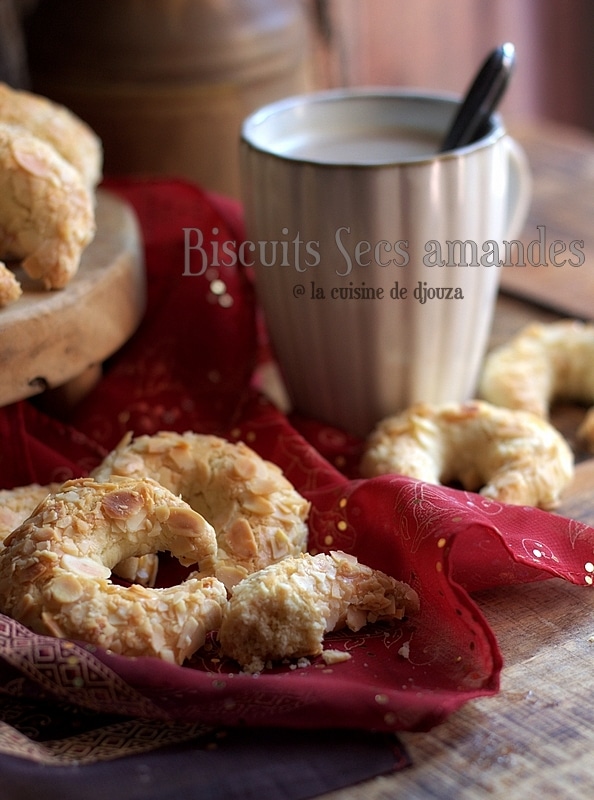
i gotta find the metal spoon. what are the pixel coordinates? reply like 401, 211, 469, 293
439, 42, 516, 153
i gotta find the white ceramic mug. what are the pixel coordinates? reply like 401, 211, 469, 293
240, 88, 531, 436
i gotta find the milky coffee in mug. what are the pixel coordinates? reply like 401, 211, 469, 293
240, 89, 531, 437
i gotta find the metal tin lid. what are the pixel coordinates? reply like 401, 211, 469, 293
26, 0, 309, 84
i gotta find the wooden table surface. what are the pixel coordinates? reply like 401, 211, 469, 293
319, 121, 594, 799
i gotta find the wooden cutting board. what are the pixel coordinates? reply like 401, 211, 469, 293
0, 189, 146, 408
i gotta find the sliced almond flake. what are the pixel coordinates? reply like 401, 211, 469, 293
61, 554, 111, 580
47, 573, 83, 604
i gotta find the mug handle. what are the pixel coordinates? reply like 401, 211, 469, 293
503, 136, 532, 240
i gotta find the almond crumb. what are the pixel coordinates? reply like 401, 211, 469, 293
322, 649, 352, 665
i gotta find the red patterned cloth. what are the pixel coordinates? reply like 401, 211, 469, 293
1, 178, 593, 740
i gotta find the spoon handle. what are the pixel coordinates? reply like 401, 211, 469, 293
439, 42, 516, 153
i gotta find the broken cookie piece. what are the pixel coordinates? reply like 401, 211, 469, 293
218, 550, 419, 673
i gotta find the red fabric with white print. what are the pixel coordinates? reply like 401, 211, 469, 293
0, 177, 592, 735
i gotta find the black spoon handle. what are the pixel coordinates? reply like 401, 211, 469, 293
439, 42, 516, 153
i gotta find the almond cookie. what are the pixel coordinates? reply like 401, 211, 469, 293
0, 477, 226, 664
480, 320, 594, 451
360, 400, 574, 509
92, 431, 311, 590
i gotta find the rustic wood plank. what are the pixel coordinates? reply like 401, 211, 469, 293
500, 121, 594, 320
318, 460, 594, 799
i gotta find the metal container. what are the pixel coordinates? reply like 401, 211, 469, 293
26, 0, 313, 196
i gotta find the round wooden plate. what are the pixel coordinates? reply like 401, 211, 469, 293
0, 189, 146, 408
